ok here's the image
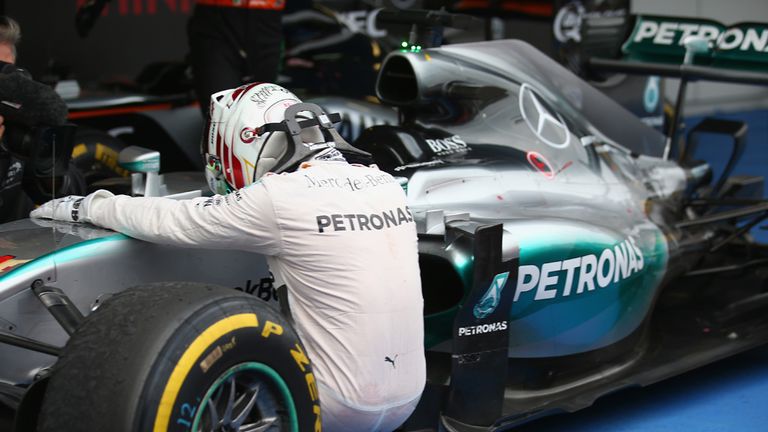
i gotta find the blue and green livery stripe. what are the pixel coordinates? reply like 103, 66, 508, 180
0, 234, 127, 284
121, 158, 160, 173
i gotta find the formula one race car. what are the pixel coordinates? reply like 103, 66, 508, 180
3, 11, 768, 432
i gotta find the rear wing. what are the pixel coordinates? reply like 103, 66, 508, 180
583, 15, 768, 159
589, 15, 768, 85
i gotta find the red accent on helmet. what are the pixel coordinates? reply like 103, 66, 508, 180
231, 152, 245, 189
216, 132, 223, 163
222, 142, 234, 186
231, 82, 262, 103
240, 127, 258, 143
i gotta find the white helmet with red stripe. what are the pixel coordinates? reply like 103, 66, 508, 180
204, 82, 326, 194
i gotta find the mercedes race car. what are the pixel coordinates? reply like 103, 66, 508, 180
2, 11, 768, 432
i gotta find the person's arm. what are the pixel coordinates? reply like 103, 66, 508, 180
33, 183, 282, 255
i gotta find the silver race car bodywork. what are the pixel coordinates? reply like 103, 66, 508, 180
1, 38, 768, 431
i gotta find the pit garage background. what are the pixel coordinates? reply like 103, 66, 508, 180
0, 0, 767, 431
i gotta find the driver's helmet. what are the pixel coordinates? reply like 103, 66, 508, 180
204, 82, 327, 194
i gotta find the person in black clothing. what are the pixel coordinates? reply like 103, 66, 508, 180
187, 0, 285, 115
0, 16, 84, 222
0, 15, 20, 142
0, 16, 26, 221
75, 0, 286, 117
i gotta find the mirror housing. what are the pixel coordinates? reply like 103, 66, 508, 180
117, 146, 164, 197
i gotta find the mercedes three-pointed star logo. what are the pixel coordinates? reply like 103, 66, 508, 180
519, 83, 571, 149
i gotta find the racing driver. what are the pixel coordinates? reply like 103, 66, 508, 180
31, 83, 426, 431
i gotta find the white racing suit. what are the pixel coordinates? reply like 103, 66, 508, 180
83, 160, 426, 431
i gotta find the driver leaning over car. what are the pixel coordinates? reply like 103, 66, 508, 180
31, 83, 426, 432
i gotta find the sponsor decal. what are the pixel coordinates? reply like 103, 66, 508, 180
526, 151, 555, 179
198, 189, 244, 208
335, 9, 387, 38
473, 271, 509, 319
235, 276, 278, 302
248, 84, 295, 106
71, 198, 84, 222
519, 83, 571, 149
1, 161, 22, 188
290, 343, 323, 430
312, 147, 346, 162
384, 355, 398, 369
458, 320, 508, 337
624, 16, 768, 67
553, 1, 585, 43
514, 236, 644, 303
240, 127, 258, 143
303, 172, 395, 191
644, 76, 661, 113
425, 135, 468, 156
553, 2, 627, 44
316, 206, 414, 233
199, 346, 223, 373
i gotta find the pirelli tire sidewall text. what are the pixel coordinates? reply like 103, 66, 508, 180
37, 283, 321, 432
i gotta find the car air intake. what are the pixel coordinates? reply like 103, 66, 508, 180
377, 56, 418, 106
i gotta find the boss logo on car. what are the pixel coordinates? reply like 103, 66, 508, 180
426, 135, 468, 156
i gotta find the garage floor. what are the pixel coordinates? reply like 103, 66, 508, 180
515, 345, 768, 432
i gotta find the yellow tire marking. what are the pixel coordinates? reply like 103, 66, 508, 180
262, 321, 283, 338
153, 313, 260, 432
71, 143, 87, 159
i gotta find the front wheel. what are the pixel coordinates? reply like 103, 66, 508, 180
38, 282, 321, 432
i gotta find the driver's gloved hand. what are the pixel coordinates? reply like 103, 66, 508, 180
29, 190, 113, 223
29, 217, 108, 239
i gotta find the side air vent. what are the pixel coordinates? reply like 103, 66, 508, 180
377, 56, 418, 106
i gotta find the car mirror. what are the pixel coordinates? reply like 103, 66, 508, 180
580, 135, 598, 147
118, 146, 163, 197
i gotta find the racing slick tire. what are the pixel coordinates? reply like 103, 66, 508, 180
70, 127, 128, 186
37, 282, 321, 432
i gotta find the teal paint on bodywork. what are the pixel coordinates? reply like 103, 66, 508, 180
121, 159, 160, 173
507, 223, 668, 357
0, 234, 128, 284
422, 221, 668, 355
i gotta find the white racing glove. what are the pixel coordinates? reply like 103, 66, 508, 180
30, 190, 113, 223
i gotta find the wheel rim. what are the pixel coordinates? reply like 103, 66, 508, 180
191, 362, 298, 432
